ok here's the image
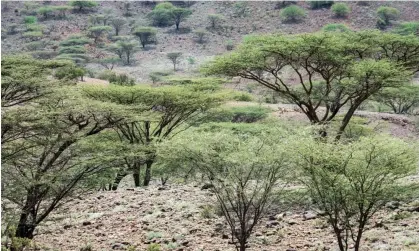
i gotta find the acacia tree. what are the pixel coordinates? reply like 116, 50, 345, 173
1, 56, 127, 242
171, 7, 192, 30
88, 26, 112, 44
133, 27, 157, 48
69, 0, 98, 11
107, 39, 140, 65
373, 85, 419, 114
167, 52, 182, 71
203, 31, 419, 139
294, 135, 417, 251
83, 82, 224, 187
110, 17, 126, 36
158, 130, 293, 251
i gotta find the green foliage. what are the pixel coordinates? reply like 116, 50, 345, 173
25, 41, 45, 51
133, 27, 157, 48
208, 14, 223, 28
310, 1, 334, 9
377, 6, 400, 29
167, 52, 182, 71
394, 22, 419, 36
280, 5, 306, 22
204, 106, 270, 123
59, 45, 86, 54
21, 2, 40, 15
147, 244, 161, 251
24, 16, 37, 24
22, 31, 43, 41
69, 0, 98, 11
171, 6, 192, 30
149, 71, 172, 84
194, 28, 208, 43
53, 5, 72, 18
95, 57, 121, 70
157, 130, 293, 251
373, 85, 419, 114
203, 31, 418, 139
295, 135, 417, 251
148, 2, 175, 27
2, 56, 125, 240
331, 3, 350, 18
97, 70, 135, 86
87, 26, 112, 44
146, 232, 163, 240
322, 23, 350, 32
162, 77, 224, 92
37, 6, 54, 19
25, 24, 43, 32
110, 17, 126, 36
108, 39, 140, 65
55, 65, 86, 81
60, 36, 90, 46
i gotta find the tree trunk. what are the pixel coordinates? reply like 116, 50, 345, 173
15, 213, 35, 239
133, 162, 141, 187
112, 171, 128, 190
115, 29, 119, 36
175, 22, 179, 30
143, 159, 153, 186
335, 101, 362, 141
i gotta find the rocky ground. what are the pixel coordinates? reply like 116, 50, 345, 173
33, 183, 419, 251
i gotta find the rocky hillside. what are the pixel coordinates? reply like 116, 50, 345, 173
2, 1, 419, 81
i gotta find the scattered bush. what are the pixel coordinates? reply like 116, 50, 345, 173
98, 70, 135, 86
376, 6, 400, 29
208, 14, 223, 28
37, 6, 54, 19
394, 22, 419, 36
31, 50, 58, 59
23, 31, 43, 41
147, 244, 161, 251
25, 24, 44, 32
233, 2, 249, 17
69, 0, 98, 11
205, 106, 270, 123
60, 35, 90, 46
310, 1, 334, 9
322, 23, 351, 32
55, 65, 86, 81
95, 57, 121, 70
280, 5, 306, 22
193, 28, 208, 43
231, 91, 253, 101
53, 5, 72, 18
149, 71, 172, 83
225, 40, 234, 50
21, 2, 40, 15
24, 16, 37, 24
25, 41, 44, 51
59, 45, 86, 54
331, 3, 350, 18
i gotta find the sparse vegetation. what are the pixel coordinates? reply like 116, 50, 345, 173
322, 23, 350, 32
208, 14, 223, 28
376, 6, 400, 29
280, 5, 306, 23
331, 3, 350, 18
194, 28, 208, 43
2, 2, 419, 251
